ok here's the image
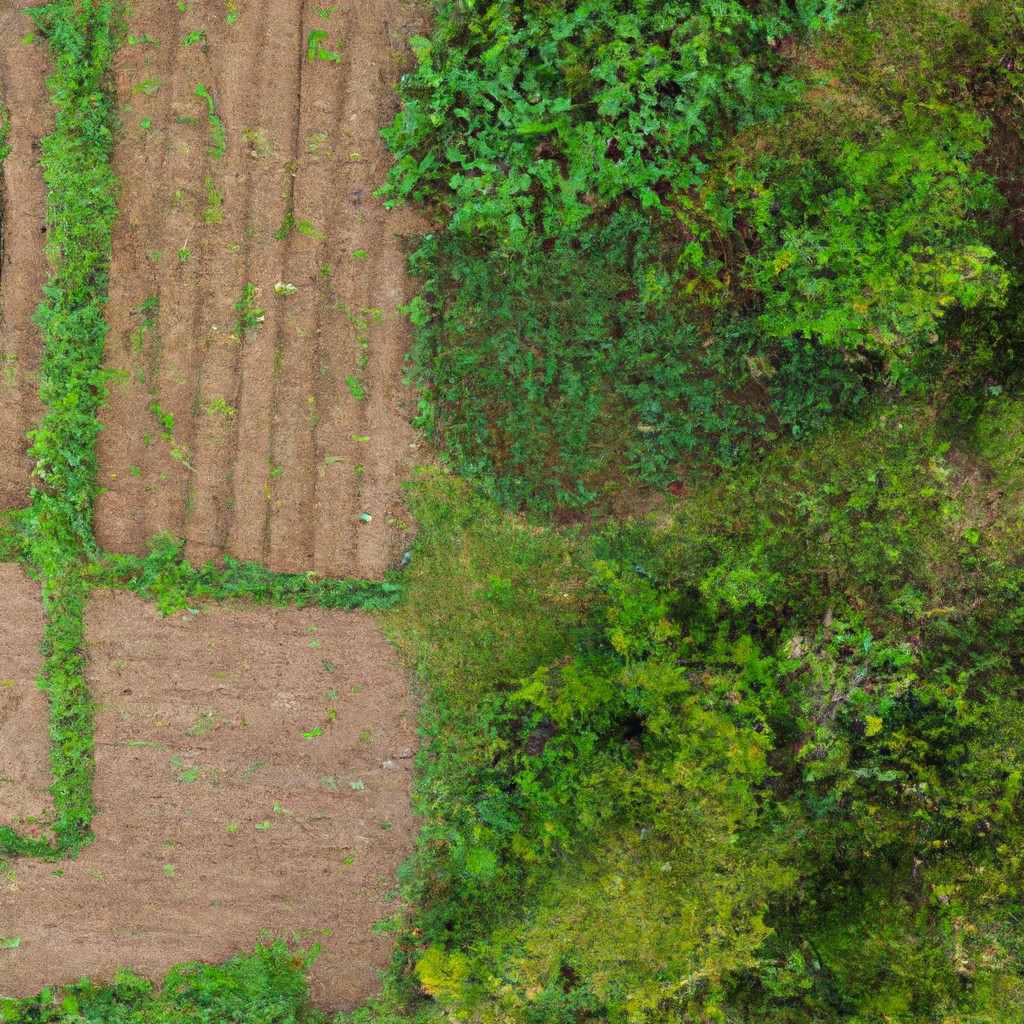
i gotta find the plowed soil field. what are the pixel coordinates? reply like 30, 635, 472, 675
1, 0, 428, 1010
95, 0, 427, 577
0, 593, 418, 1007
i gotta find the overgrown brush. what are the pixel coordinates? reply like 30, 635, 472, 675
379, 401, 1024, 1021
384, 0, 1023, 509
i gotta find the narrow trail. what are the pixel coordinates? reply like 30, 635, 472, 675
0, 13, 51, 511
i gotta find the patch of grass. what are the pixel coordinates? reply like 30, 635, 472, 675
89, 534, 403, 615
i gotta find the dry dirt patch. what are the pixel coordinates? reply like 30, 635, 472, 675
0, 591, 417, 1010
0, 11, 50, 511
0, 563, 50, 831
95, 0, 429, 578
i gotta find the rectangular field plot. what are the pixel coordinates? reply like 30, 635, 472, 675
0, 564, 50, 833
94, 0, 429, 578
0, 591, 417, 1011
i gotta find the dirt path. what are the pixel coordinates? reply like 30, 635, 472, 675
0, 564, 50, 832
0, 593, 418, 1010
0, 13, 50, 512
94, 0, 429, 578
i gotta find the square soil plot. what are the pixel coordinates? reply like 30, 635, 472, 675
0, 564, 51, 832
0, 591, 418, 1011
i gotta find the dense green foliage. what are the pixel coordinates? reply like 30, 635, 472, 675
376, 402, 1024, 1021
384, 0, 1023, 507
360, 3, 1024, 1018
0, 0, 124, 859
0, 942, 319, 1023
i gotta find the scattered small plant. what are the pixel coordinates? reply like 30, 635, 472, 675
306, 29, 343, 63
232, 283, 265, 339
194, 83, 226, 157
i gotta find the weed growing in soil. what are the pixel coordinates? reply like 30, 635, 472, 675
194, 83, 226, 157
307, 29, 343, 63
202, 175, 223, 223
232, 283, 266, 339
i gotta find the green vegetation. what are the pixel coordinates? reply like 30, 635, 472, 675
194, 82, 226, 157
0, 941, 319, 1023
0, 0, 124, 859
356, 0, 1024, 1020
232, 281, 266, 338
307, 29, 343, 64
7, 0, 1024, 1021
383, 0, 1022, 509
90, 536, 402, 615
368, 401, 1024, 1020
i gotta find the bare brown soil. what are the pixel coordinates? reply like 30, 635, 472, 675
0, 564, 50, 830
0, 11, 50, 511
0, 592, 418, 1009
95, 0, 429, 579
1, 2, 428, 1008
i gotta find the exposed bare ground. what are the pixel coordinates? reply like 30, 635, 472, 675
0, 11, 50, 511
94, 0, 429, 578
0, 592, 418, 1009
0, 564, 50, 831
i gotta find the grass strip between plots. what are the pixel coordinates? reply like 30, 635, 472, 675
0, 1, 399, 862
0, 0, 122, 860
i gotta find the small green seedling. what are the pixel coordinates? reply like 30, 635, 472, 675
306, 29, 343, 62
195, 83, 226, 156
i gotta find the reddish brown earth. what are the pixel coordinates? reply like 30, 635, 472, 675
1, 1, 430, 1010
94, 0, 429, 578
0, 11, 50, 511
0, 564, 50, 830
0, 592, 418, 1009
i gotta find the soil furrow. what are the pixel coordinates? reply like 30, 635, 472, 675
0, 16, 51, 512
0, 564, 50, 831
94, 0, 429, 580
